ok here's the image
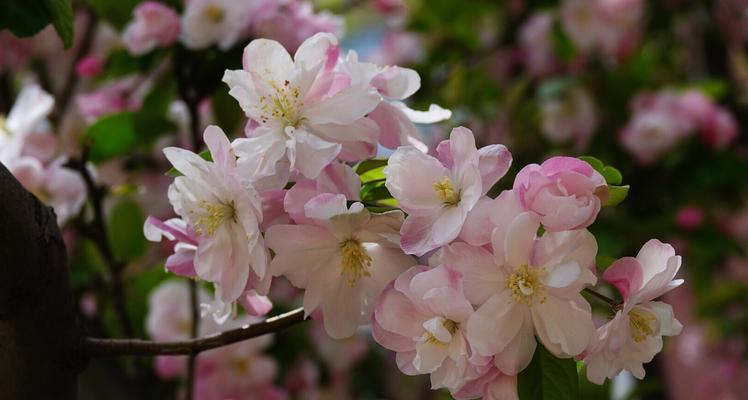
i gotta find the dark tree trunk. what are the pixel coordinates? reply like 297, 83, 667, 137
0, 163, 85, 399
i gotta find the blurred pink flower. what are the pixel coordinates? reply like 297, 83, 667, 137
540, 87, 599, 150
76, 77, 141, 123
367, 31, 424, 66
513, 156, 607, 231
122, 1, 180, 55
251, 0, 344, 52
181, 0, 252, 50
519, 13, 557, 77
675, 206, 705, 231
75, 55, 104, 78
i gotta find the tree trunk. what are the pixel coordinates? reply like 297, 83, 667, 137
0, 163, 84, 399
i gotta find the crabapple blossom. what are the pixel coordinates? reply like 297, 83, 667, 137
540, 87, 599, 150
584, 239, 683, 384
11, 157, 86, 225
372, 265, 490, 392
265, 193, 416, 338
163, 125, 268, 310
122, 1, 180, 55
284, 161, 360, 225
452, 366, 518, 400
76, 77, 142, 123
513, 156, 607, 232
441, 211, 598, 375
224, 33, 380, 179
75, 55, 104, 78
385, 127, 510, 255
181, 0, 252, 50
251, 0, 345, 52
519, 13, 557, 77
0, 84, 54, 165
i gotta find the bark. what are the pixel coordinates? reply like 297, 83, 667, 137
0, 163, 85, 399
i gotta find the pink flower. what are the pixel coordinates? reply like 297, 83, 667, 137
540, 87, 599, 150
442, 211, 598, 375
675, 206, 704, 231
584, 239, 684, 384
560, 0, 643, 61
619, 108, 690, 164
452, 366, 518, 400
265, 194, 416, 338
181, 0, 252, 50
122, 1, 180, 55
519, 13, 557, 77
251, 0, 345, 53
284, 161, 360, 225
366, 31, 424, 66
163, 126, 268, 313
385, 127, 511, 255
225, 33, 380, 180
0, 84, 54, 165
76, 77, 141, 123
75, 55, 104, 78
513, 156, 607, 232
372, 266, 490, 392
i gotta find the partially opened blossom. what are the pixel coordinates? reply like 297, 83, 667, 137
372, 265, 490, 392
181, 0, 252, 50
442, 212, 598, 375
386, 127, 508, 255
513, 156, 607, 232
266, 193, 416, 338
225, 33, 380, 180
251, 0, 345, 53
75, 55, 104, 78
284, 161, 360, 225
163, 125, 268, 310
584, 239, 684, 384
122, 1, 180, 55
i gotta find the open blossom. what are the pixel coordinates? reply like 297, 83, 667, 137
251, 0, 344, 53
340, 50, 451, 151
0, 84, 55, 165
442, 211, 598, 375
224, 33, 380, 180
385, 127, 511, 256
584, 239, 683, 384
560, 0, 643, 61
266, 193, 416, 338
540, 87, 599, 150
122, 1, 180, 55
12, 157, 86, 225
181, 0, 252, 50
163, 125, 268, 310
372, 266, 490, 392
284, 161, 360, 225
513, 156, 607, 232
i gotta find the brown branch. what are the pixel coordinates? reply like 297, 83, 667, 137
85, 308, 307, 357
583, 288, 622, 310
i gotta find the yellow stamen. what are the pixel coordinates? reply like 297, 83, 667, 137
192, 200, 236, 236
433, 176, 460, 206
229, 358, 250, 374
629, 307, 657, 343
424, 319, 459, 345
258, 80, 303, 127
339, 238, 372, 286
0, 115, 9, 136
203, 5, 225, 23
506, 264, 546, 305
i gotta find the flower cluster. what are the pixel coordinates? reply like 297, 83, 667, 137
122, 0, 343, 54
148, 33, 684, 399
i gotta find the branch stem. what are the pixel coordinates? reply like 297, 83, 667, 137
85, 308, 307, 357
583, 288, 621, 310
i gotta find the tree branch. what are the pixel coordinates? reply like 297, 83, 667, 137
85, 308, 307, 357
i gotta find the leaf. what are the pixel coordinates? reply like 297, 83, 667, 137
518, 344, 579, 400
83, 111, 176, 163
362, 185, 393, 203
551, 21, 577, 62
107, 199, 147, 263
601, 166, 623, 186
605, 185, 630, 207
577, 363, 610, 400
0, 0, 74, 48
578, 156, 604, 173
87, 0, 139, 29
355, 159, 389, 175
212, 85, 244, 134
141, 76, 176, 115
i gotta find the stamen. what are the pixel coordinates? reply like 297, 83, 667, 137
424, 319, 460, 345
0, 115, 9, 136
628, 307, 657, 343
433, 176, 460, 206
192, 200, 236, 236
203, 5, 225, 23
506, 264, 546, 305
339, 238, 372, 286
258, 81, 303, 127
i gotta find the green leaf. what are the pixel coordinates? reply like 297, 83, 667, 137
551, 21, 577, 62
578, 156, 604, 173
83, 113, 139, 163
578, 363, 610, 400
212, 85, 244, 134
166, 150, 212, 177
107, 199, 147, 262
518, 344, 579, 400
601, 166, 623, 186
141, 76, 176, 116
361, 185, 393, 202
355, 159, 389, 175
605, 185, 630, 207
87, 0, 139, 29
0, 0, 74, 48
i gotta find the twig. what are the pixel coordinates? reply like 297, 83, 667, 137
583, 288, 622, 310
52, 8, 98, 126
69, 150, 134, 338
85, 308, 307, 356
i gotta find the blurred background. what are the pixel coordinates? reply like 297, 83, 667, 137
1, 0, 747, 399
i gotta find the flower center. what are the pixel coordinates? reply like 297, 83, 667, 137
433, 176, 460, 206
229, 358, 250, 374
628, 307, 658, 343
424, 319, 459, 345
339, 238, 372, 286
258, 80, 303, 127
0, 115, 10, 136
203, 4, 225, 23
506, 264, 546, 305
192, 200, 236, 236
